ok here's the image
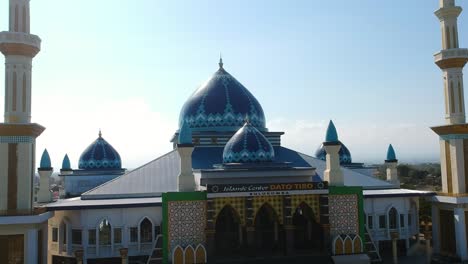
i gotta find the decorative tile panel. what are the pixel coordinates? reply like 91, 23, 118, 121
0, 136, 34, 143
329, 194, 359, 236
168, 201, 206, 251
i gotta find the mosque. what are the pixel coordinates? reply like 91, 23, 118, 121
0, 0, 467, 264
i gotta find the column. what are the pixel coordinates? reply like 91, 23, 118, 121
75, 249, 84, 264
284, 225, 294, 255
449, 139, 466, 194
26, 228, 38, 264
454, 207, 468, 260
119, 248, 128, 264
431, 205, 440, 254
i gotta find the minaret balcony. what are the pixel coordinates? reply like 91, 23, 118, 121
434, 48, 468, 69
0, 31, 41, 57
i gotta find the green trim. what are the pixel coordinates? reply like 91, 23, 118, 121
329, 186, 366, 245
162, 191, 207, 264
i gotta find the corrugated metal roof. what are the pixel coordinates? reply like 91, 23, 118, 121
82, 150, 180, 199
363, 189, 435, 198
82, 146, 399, 199
47, 197, 162, 210
297, 152, 396, 189
83, 146, 315, 199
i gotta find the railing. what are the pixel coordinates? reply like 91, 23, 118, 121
0, 31, 41, 47
0, 207, 47, 216
434, 48, 468, 61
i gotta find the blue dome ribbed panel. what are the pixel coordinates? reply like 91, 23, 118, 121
40, 149, 51, 168
223, 123, 274, 163
78, 136, 122, 170
179, 67, 266, 132
315, 141, 352, 164
62, 154, 71, 170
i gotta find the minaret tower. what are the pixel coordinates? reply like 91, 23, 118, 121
435, 0, 468, 124
0, 0, 44, 213
431, 0, 468, 260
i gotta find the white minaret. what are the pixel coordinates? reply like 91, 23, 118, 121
385, 144, 400, 187
37, 149, 52, 203
435, 0, 468, 124
177, 121, 196, 192
0, 0, 44, 213
323, 120, 344, 186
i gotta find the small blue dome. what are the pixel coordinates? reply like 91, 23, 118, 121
62, 154, 71, 170
40, 149, 52, 169
223, 122, 275, 163
315, 121, 352, 164
179, 60, 266, 133
325, 120, 338, 142
315, 142, 352, 164
178, 120, 193, 144
78, 131, 122, 170
386, 144, 397, 161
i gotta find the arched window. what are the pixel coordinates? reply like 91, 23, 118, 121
140, 218, 153, 243
99, 219, 111, 245
388, 207, 398, 229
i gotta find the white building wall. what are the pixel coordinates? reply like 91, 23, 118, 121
363, 196, 419, 245
48, 206, 163, 263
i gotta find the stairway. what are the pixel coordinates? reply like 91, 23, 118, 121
364, 227, 382, 263
146, 235, 163, 264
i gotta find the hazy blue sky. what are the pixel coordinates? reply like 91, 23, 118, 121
0, 0, 464, 168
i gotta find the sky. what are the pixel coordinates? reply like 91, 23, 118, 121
0, 0, 464, 169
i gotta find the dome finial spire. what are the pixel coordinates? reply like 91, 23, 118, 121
219, 53, 224, 69
99, 129, 102, 138
244, 114, 250, 124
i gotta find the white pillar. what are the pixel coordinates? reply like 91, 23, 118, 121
454, 207, 468, 260
26, 228, 38, 264
431, 205, 440, 254
177, 146, 195, 192
386, 161, 399, 187
324, 144, 344, 186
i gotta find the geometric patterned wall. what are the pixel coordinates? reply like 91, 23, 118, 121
163, 192, 207, 263
329, 194, 360, 237
168, 200, 206, 250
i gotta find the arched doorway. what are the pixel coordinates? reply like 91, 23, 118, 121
254, 203, 280, 252
215, 205, 241, 256
292, 202, 323, 252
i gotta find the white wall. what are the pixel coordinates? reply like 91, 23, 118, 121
48, 206, 162, 263
363, 196, 419, 244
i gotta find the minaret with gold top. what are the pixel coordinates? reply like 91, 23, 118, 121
0, 0, 44, 214
431, 0, 468, 260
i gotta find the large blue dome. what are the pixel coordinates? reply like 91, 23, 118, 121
223, 122, 274, 163
78, 131, 122, 170
315, 142, 352, 164
179, 60, 266, 132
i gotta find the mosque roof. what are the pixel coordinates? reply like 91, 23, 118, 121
78, 131, 122, 170
178, 59, 266, 133
222, 122, 275, 163
62, 154, 71, 170
39, 149, 52, 169
81, 146, 394, 200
